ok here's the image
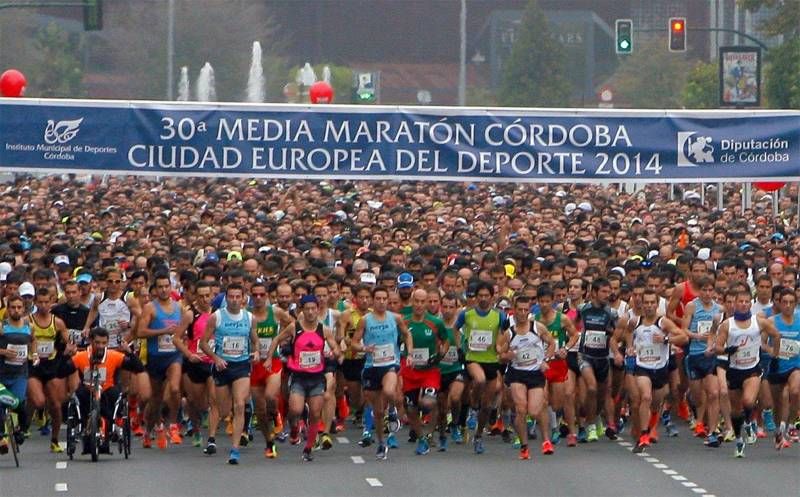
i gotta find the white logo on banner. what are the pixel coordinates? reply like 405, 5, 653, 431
677, 131, 714, 166
44, 118, 83, 144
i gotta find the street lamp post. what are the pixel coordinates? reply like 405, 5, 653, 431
458, 0, 466, 106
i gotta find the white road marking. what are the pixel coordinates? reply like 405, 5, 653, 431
351, 456, 365, 464
691, 489, 707, 494
682, 482, 698, 488
653, 463, 669, 469
366, 478, 383, 487
618, 441, 632, 447
662, 469, 677, 475
645, 457, 659, 463
671, 475, 687, 481
55, 483, 68, 492
56, 461, 68, 469
337, 437, 349, 444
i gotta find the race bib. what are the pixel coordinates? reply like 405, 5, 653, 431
584, 330, 607, 349
732, 343, 759, 368
514, 345, 542, 368
259, 337, 273, 359
299, 350, 322, 369
7, 344, 27, 366
441, 346, 459, 365
157, 334, 176, 352
637, 345, 661, 364
468, 329, 493, 351
108, 332, 122, 349
373, 343, 396, 365
778, 338, 800, 360
696, 321, 712, 337
410, 348, 430, 367
37, 340, 55, 357
222, 336, 246, 358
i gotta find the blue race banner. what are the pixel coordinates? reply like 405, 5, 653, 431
1, 98, 798, 183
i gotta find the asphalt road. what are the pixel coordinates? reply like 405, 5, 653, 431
0, 421, 797, 497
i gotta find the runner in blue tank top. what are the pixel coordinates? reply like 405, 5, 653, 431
352, 286, 412, 461
137, 273, 190, 451
767, 288, 800, 449
200, 283, 258, 464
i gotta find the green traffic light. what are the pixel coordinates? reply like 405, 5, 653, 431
619, 39, 630, 50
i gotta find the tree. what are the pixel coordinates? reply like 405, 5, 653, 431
681, 61, 718, 109
738, 0, 799, 37
611, 40, 688, 108
28, 23, 85, 98
496, 0, 571, 107
764, 37, 800, 109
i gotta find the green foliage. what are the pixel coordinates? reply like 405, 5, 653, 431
681, 61, 718, 109
738, 0, 800, 37
29, 23, 85, 98
497, 0, 571, 107
612, 40, 688, 108
287, 64, 353, 104
764, 37, 800, 109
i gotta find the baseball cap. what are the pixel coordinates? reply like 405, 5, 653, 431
54, 254, 70, 266
19, 281, 35, 297
299, 295, 318, 306
0, 262, 11, 281
577, 201, 593, 212
76, 273, 93, 284
205, 253, 220, 263
227, 251, 243, 262
697, 247, 711, 261
397, 272, 414, 289
360, 272, 377, 285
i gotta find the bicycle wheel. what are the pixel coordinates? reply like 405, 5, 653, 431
6, 415, 19, 467
65, 398, 80, 460
87, 409, 99, 462
123, 415, 131, 459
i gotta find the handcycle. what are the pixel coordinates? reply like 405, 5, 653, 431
0, 382, 22, 467
64, 363, 131, 461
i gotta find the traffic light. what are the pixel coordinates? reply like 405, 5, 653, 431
353, 72, 377, 103
83, 0, 103, 31
615, 19, 633, 54
669, 17, 686, 52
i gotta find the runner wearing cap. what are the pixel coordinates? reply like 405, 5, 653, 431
397, 272, 415, 318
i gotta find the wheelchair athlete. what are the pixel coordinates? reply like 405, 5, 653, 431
71, 327, 144, 454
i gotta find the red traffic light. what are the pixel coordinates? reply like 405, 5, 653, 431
672, 20, 684, 32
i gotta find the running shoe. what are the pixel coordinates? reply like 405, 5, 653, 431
289, 426, 301, 445
734, 439, 745, 458
661, 409, 671, 426
633, 433, 650, 453
586, 424, 598, 442
143, 432, 152, 449
774, 432, 786, 451
756, 426, 767, 439
415, 437, 430, 455
50, 441, 64, 453
192, 431, 202, 447
0, 438, 7, 455
358, 430, 373, 447
490, 418, 504, 435
567, 433, 578, 447
541, 440, 554, 455
694, 422, 707, 438
723, 430, 736, 443
39, 423, 51, 436
704, 432, 721, 448
466, 409, 477, 431
763, 410, 776, 433
519, 446, 530, 460
387, 432, 399, 449
666, 423, 679, 438
376, 442, 388, 460
788, 428, 799, 443
577, 426, 587, 443
407, 429, 417, 443
169, 423, 183, 445
744, 422, 757, 444
387, 406, 401, 433
551, 428, 561, 445
265, 441, 277, 459
302, 447, 313, 462
438, 436, 448, 452
203, 440, 217, 455
605, 425, 618, 441
133, 425, 145, 437
512, 435, 521, 449
228, 448, 240, 465
678, 400, 691, 421
156, 424, 167, 450
451, 425, 464, 444
473, 437, 485, 454
649, 426, 660, 444
320, 432, 333, 450
501, 428, 513, 443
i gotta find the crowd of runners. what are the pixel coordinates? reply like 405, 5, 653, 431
0, 175, 798, 464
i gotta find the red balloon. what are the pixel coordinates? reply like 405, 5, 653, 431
309, 81, 334, 104
754, 181, 786, 192
0, 69, 26, 97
